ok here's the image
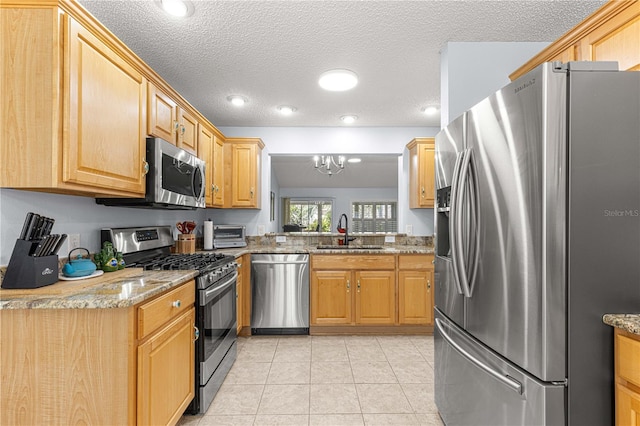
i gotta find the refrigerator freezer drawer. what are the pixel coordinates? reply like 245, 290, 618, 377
434, 309, 565, 425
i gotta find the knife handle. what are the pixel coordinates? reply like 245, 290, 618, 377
19, 212, 35, 240
51, 234, 67, 255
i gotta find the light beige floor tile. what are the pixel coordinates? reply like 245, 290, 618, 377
177, 414, 203, 425
380, 345, 425, 362
363, 413, 419, 425
258, 384, 310, 415
309, 414, 365, 425
347, 345, 387, 363
312, 343, 350, 362
267, 361, 311, 384
356, 384, 413, 414
310, 383, 361, 414
242, 336, 280, 349
225, 361, 271, 384
273, 345, 312, 363
389, 361, 434, 384
207, 384, 264, 415
254, 414, 310, 425
312, 335, 346, 344
277, 336, 312, 347
199, 415, 256, 425
310, 361, 354, 383
237, 346, 277, 363
375, 335, 416, 345
415, 413, 445, 426
351, 361, 397, 384
401, 384, 438, 414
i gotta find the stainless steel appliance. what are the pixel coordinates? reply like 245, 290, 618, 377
251, 254, 310, 335
213, 225, 247, 249
434, 62, 640, 425
101, 226, 237, 415
97, 137, 205, 209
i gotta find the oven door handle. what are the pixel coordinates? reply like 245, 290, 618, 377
201, 271, 238, 306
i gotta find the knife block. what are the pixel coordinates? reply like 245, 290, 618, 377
2, 239, 59, 289
176, 234, 195, 254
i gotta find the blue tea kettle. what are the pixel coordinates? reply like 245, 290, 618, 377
62, 248, 97, 278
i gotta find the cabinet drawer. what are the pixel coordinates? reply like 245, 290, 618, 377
312, 255, 395, 270
398, 254, 434, 270
138, 280, 195, 339
618, 333, 640, 388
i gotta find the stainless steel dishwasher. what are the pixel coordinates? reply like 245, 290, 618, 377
251, 254, 309, 335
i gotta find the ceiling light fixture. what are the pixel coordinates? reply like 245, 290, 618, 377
313, 155, 345, 177
318, 69, 358, 91
278, 106, 297, 115
341, 115, 358, 124
227, 95, 248, 107
156, 0, 194, 17
421, 106, 439, 115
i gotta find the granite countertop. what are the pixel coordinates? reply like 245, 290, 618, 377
218, 245, 434, 258
603, 314, 640, 335
0, 268, 198, 310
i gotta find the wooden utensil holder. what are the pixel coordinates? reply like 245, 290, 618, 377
176, 234, 195, 254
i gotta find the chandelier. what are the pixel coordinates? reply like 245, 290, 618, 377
313, 155, 345, 176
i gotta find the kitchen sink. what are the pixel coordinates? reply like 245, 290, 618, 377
316, 245, 384, 250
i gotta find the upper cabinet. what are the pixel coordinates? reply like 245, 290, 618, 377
199, 123, 225, 208
510, 0, 640, 80
1, 5, 147, 196
148, 82, 199, 155
407, 138, 435, 209
225, 138, 264, 209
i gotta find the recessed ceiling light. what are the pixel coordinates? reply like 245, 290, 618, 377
278, 106, 297, 115
341, 115, 358, 124
347, 158, 361, 163
227, 95, 248, 107
421, 106, 439, 115
156, 0, 194, 17
319, 69, 358, 91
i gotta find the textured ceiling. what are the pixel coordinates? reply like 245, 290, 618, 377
79, 0, 606, 129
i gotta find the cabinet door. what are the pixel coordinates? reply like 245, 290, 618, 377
616, 384, 640, 426
199, 125, 215, 206
311, 270, 352, 325
355, 270, 395, 325
231, 143, 258, 207
138, 307, 195, 426
148, 82, 178, 143
212, 135, 225, 207
178, 107, 198, 155
65, 17, 146, 195
398, 270, 433, 325
418, 142, 435, 208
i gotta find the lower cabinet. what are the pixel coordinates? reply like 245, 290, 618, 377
236, 255, 244, 334
311, 255, 396, 326
236, 254, 251, 335
398, 254, 434, 325
615, 328, 640, 425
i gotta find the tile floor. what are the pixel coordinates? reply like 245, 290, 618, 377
178, 334, 443, 426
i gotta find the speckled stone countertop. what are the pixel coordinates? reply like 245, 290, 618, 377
0, 268, 198, 310
217, 245, 434, 258
603, 314, 640, 335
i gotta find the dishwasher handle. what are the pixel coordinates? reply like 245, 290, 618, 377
251, 260, 309, 265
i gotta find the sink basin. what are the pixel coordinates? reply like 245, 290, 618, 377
316, 245, 384, 250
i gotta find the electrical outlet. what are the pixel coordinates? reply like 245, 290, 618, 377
257, 225, 266, 235
384, 235, 396, 243
275, 235, 286, 243
405, 225, 413, 235
68, 234, 81, 251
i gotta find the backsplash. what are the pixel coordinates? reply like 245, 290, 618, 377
248, 233, 433, 249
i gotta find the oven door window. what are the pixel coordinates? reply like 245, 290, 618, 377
201, 276, 237, 362
162, 153, 203, 197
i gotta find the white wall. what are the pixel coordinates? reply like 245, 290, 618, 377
440, 42, 550, 126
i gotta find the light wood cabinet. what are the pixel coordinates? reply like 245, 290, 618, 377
1, 6, 147, 196
147, 81, 199, 155
615, 328, 640, 425
398, 254, 434, 325
236, 255, 244, 333
212, 135, 226, 207
200, 125, 225, 208
311, 255, 396, 326
225, 138, 264, 208
407, 138, 436, 209
510, 1, 640, 80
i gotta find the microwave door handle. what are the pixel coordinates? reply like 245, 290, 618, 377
192, 166, 205, 201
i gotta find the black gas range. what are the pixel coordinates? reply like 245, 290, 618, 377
102, 226, 238, 415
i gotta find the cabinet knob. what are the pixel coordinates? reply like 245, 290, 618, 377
346, 280, 350, 293
427, 280, 431, 290
250, 187, 254, 198
172, 300, 181, 308
173, 120, 179, 131
194, 325, 200, 342
180, 124, 186, 136
142, 161, 149, 175
211, 184, 215, 192
421, 186, 425, 198
357, 279, 361, 293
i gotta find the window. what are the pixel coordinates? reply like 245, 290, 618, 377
351, 201, 397, 233
282, 198, 333, 232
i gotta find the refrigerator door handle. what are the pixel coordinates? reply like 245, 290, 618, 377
466, 149, 481, 296
455, 149, 473, 297
435, 318, 523, 395
449, 151, 465, 295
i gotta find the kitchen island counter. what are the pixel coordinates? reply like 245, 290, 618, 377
0, 268, 198, 310
603, 313, 640, 335
215, 245, 434, 258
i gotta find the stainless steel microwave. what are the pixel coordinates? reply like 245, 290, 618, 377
97, 138, 205, 210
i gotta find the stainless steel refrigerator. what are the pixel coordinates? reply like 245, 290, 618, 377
434, 62, 640, 425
